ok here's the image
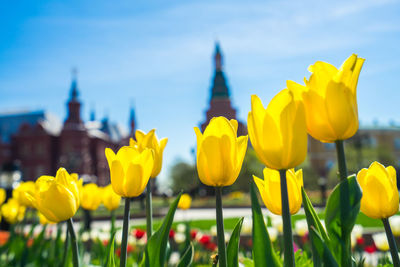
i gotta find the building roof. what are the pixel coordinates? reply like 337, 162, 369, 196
0, 110, 62, 143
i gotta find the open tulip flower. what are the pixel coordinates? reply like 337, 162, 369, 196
357, 162, 399, 219
102, 184, 121, 212
247, 90, 307, 170
13, 181, 37, 207
178, 193, 192, 210
129, 129, 168, 178
105, 146, 154, 198
26, 168, 81, 223
194, 116, 248, 187
287, 54, 365, 143
254, 168, 303, 215
81, 183, 102, 211
1, 198, 25, 224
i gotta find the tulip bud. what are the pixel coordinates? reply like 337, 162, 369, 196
105, 146, 154, 198
81, 183, 102, 211
1, 198, 25, 224
26, 168, 82, 223
254, 168, 303, 215
129, 129, 168, 178
357, 161, 399, 219
287, 54, 365, 143
248, 90, 307, 170
102, 184, 121, 211
13, 181, 36, 207
178, 193, 192, 210
194, 116, 248, 187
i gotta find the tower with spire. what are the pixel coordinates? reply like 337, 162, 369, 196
200, 42, 247, 136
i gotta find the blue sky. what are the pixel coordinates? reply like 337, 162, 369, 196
1, 0, 400, 185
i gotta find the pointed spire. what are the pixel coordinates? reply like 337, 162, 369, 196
214, 41, 223, 71
129, 100, 136, 137
89, 104, 96, 121
70, 68, 79, 100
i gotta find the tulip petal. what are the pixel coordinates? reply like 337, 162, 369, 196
110, 160, 125, 196
105, 148, 116, 170
124, 163, 145, 197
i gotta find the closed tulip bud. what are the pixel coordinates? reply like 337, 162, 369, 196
0, 188, 5, 206
105, 146, 154, 198
102, 184, 121, 211
1, 198, 26, 224
13, 181, 36, 207
26, 168, 82, 223
248, 90, 307, 170
194, 116, 248, 187
130, 129, 168, 178
178, 193, 192, 210
81, 183, 102, 211
254, 168, 303, 215
357, 162, 399, 219
287, 54, 365, 143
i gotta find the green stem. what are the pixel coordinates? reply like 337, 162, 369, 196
335, 140, 348, 181
383, 218, 400, 267
279, 170, 295, 267
120, 198, 131, 267
67, 218, 79, 267
335, 140, 352, 266
61, 226, 70, 267
215, 187, 227, 267
146, 181, 153, 238
111, 210, 116, 238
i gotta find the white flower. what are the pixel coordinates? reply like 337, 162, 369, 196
389, 215, 400, 236
242, 217, 252, 234
177, 223, 186, 233
174, 232, 186, 243
267, 227, 278, 242
169, 252, 180, 265
270, 215, 283, 233
294, 219, 308, 237
210, 225, 217, 236
372, 232, 389, 251
81, 231, 90, 242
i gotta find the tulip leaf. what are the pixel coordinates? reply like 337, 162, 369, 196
250, 182, 281, 267
104, 232, 116, 267
301, 187, 330, 267
309, 227, 338, 267
176, 242, 194, 267
145, 192, 182, 267
227, 217, 244, 267
325, 175, 362, 266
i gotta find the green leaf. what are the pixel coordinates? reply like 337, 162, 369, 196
104, 232, 116, 267
309, 227, 338, 267
227, 217, 244, 267
250, 182, 281, 267
242, 257, 254, 267
325, 175, 362, 266
145, 192, 182, 267
177, 243, 194, 267
301, 187, 329, 267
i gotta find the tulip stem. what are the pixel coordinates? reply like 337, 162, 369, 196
146, 181, 153, 238
120, 198, 131, 267
111, 210, 116, 238
61, 227, 70, 267
215, 187, 227, 267
67, 218, 79, 267
279, 169, 295, 267
335, 140, 348, 181
382, 218, 400, 267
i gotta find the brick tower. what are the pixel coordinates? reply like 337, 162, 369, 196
200, 42, 247, 136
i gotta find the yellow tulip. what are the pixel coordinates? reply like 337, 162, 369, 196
178, 193, 192, 210
130, 129, 168, 178
0, 188, 5, 205
253, 168, 303, 215
1, 198, 26, 224
38, 211, 56, 225
357, 162, 399, 219
26, 168, 82, 223
247, 90, 307, 170
81, 183, 102, 211
105, 146, 154, 198
13, 181, 36, 207
102, 184, 121, 211
194, 116, 248, 187
287, 54, 365, 143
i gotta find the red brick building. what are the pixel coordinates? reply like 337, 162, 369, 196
0, 77, 135, 185
200, 43, 247, 136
